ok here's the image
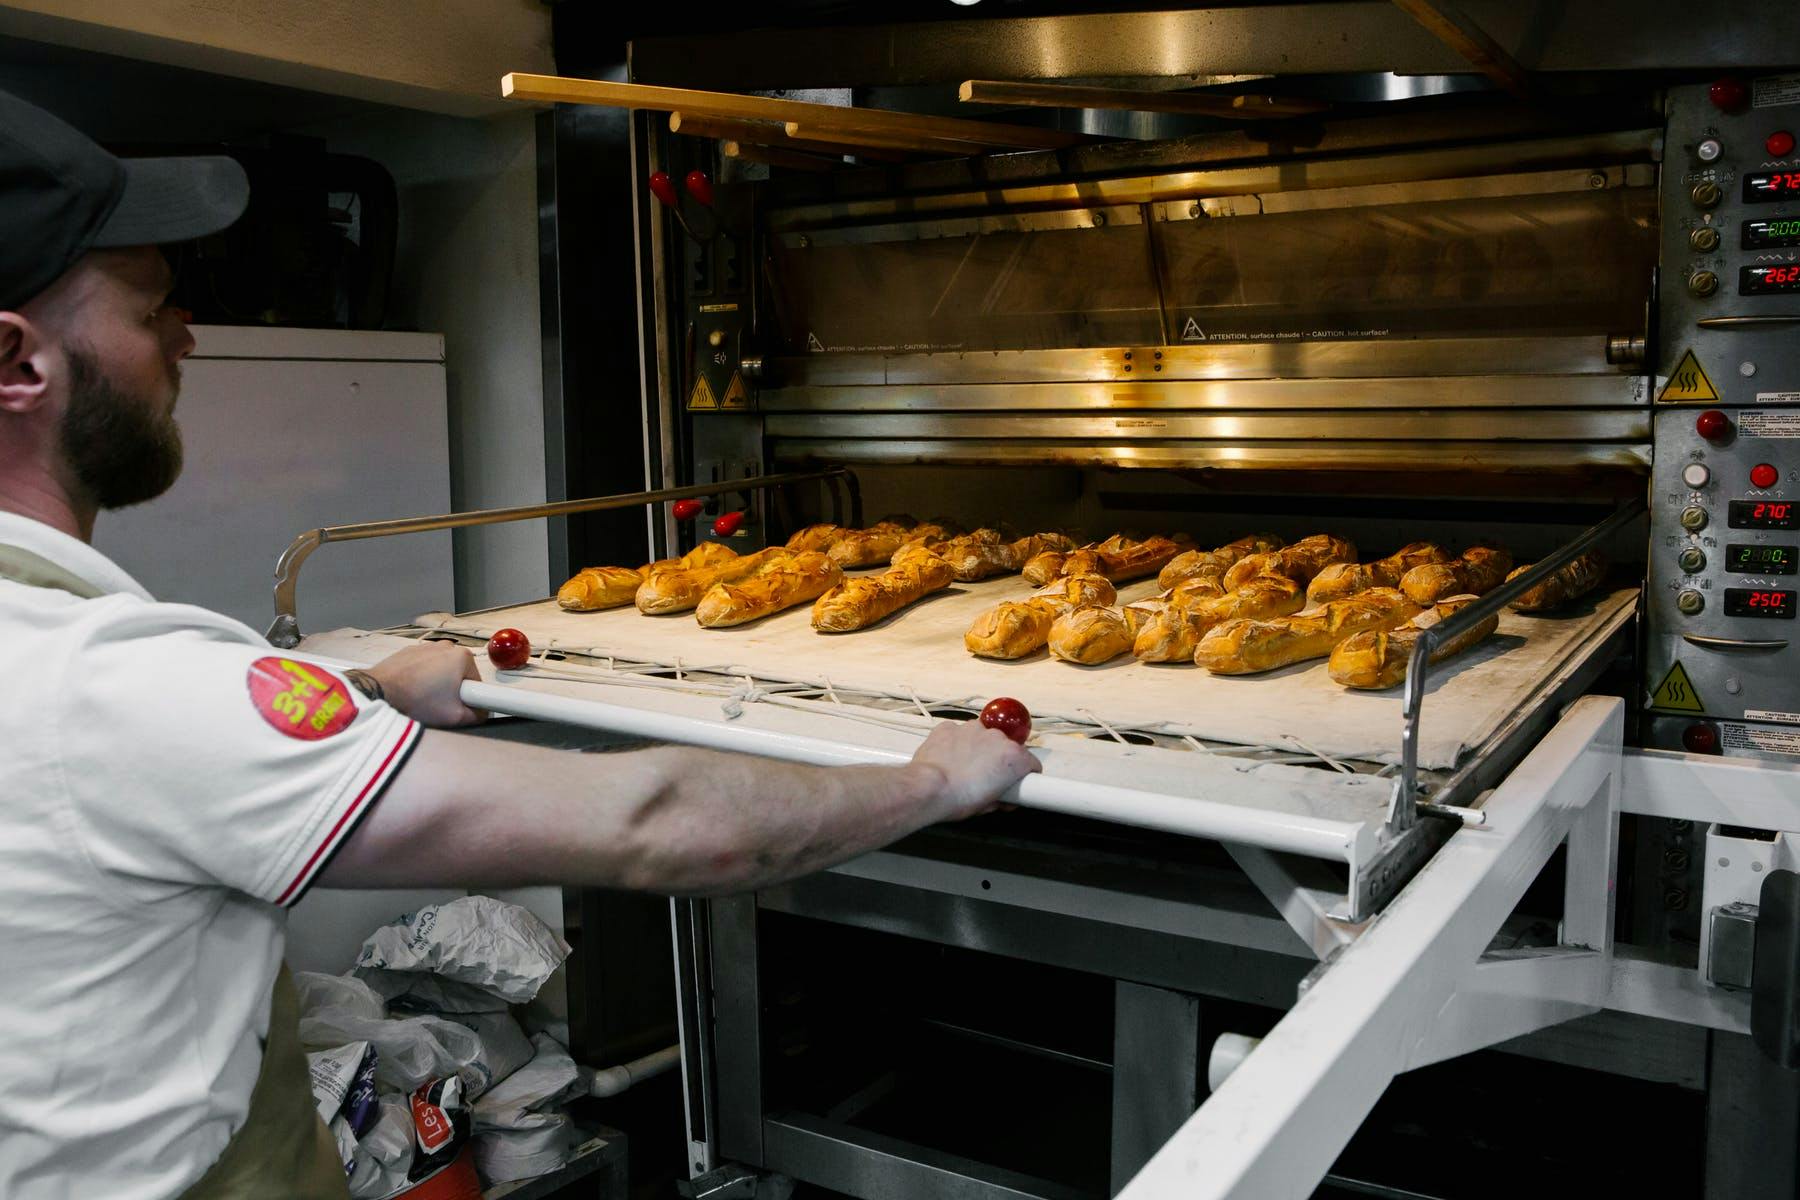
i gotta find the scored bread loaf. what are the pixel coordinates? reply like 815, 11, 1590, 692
1132, 575, 1304, 663
557, 543, 738, 612
1158, 533, 1283, 590
637, 546, 792, 614
933, 530, 1076, 582
1194, 587, 1419, 675
1306, 542, 1449, 605
695, 552, 843, 627
829, 520, 955, 569
1400, 545, 1513, 605
1328, 595, 1498, 689
1506, 550, 1607, 612
812, 553, 955, 632
963, 573, 1116, 659
786, 524, 846, 553
1222, 534, 1358, 592
1048, 604, 1154, 665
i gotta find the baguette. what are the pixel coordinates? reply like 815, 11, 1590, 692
1400, 545, 1513, 605
1328, 595, 1498, 689
933, 530, 1076, 582
964, 573, 1116, 659
1048, 604, 1153, 665
1132, 575, 1304, 662
812, 553, 955, 632
830, 521, 953, 569
1158, 533, 1283, 590
557, 543, 737, 612
696, 552, 843, 627
1222, 534, 1357, 592
1195, 587, 1419, 674
637, 546, 792, 614
1306, 542, 1449, 605
786, 524, 846, 553
1506, 550, 1607, 612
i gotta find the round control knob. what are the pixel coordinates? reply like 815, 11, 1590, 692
1677, 589, 1706, 616
1690, 226, 1721, 252
1682, 462, 1712, 488
1752, 462, 1780, 489
1696, 409, 1731, 441
1697, 137, 1723, 163
1770, 130, 1797, 158
1689, 269, 1720, 297
1678, 547, 1707, 573
1710, 78, 1749, 113
1680, 505, 1710, 531
1691, 181, 1723, 209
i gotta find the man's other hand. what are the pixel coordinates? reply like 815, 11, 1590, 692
911, 719, 1042, 821
367, 641, 485, 728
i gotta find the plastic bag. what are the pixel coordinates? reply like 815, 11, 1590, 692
306, 1040, 371, 1127
299, 1007, 488, 1097
347, 1093, 416, 1200
471, 1034, 587, 1183
354, 896, 569, 1006
295, 971, 387, 1022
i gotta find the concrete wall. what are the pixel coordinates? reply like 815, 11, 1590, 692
0, 0, 552, 116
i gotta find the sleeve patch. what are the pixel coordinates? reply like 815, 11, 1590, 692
246, 656, 359, 741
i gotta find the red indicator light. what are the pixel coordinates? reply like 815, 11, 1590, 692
1752, 463, 1780, 489
1696, 409, 1730, 441
1770, 131, 1798, 158
1710, 78, 1749, 113
1682, 723, 1720, 755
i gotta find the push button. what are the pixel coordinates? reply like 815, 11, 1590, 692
1770, 131, 1797, 158
1753, 463, 1780, 489
1683, 463, 1712, 488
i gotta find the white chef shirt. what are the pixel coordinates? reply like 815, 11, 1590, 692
0, 512, 421, 1199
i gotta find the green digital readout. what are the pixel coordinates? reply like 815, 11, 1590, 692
1728, 543, 1798, 574
1744, 218, 1800, 250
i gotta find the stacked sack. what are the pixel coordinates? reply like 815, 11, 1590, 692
298, 895, 591, 1193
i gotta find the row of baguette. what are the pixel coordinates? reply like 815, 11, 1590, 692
965, 532, 1607, 688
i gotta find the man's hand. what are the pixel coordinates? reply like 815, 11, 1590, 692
366, 641, 485, 728
911, 719, 1042, 822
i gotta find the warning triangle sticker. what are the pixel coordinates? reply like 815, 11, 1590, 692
805, 332, 825, 352
1658, 349, 1719, 403
1649, 660, 1706, 713
721, 371, 749, 409
1180, 317, 1206, 342
687, 375, 718, 410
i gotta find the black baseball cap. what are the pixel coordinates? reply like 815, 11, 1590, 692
0, 88, 248, 311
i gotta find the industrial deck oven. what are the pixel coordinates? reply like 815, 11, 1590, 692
280, 17, 1800, 1199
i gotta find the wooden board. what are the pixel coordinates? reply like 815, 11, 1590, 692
958, 79, 1329, 119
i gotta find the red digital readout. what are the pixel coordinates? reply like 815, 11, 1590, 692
1748, 591, 1790, 611
1754, 172, 1800, 194
1756, 502, 1793, 521
1763, 266, 1800, 286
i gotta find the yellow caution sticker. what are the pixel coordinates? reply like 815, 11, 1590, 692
1658, 349, 1719, 403
1649, 660, 1706, 713
721, 371, 749, 409
687, 374, 718, 410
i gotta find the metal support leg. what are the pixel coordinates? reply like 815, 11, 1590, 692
711, 895, 766, 1167
1705, 1031, 1800, 1199
1110, 982, 1202, 1196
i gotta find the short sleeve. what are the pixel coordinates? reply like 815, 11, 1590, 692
53, 612, 420, 907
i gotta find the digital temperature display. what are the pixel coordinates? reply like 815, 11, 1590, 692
1724, 588, 1796, 619
1742, 264, 1800, 294
1745, 171, 1800, 203
1730, 500, 1798, 529
1727, 543, 1799, 574
1744, 218, 1800, 250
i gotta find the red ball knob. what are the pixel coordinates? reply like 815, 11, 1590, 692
1695, 409, 1730, 442
684, 170, 715, 208
672, 498, 704, 520
711, 511, 745, 536
1682, 722, 1720, 755
1769, 131, 1797, 159
979, 697, 1032, 744
1709, 78, 1749, 113
486, 627, 531, 670
1752, 463, 1780, 489
647, 171, 679, 208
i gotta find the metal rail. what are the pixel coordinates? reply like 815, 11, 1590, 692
1388, 495, 1646, 831
266, 467, 860, 648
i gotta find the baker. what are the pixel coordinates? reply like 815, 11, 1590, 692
0, 90, 1039, 1199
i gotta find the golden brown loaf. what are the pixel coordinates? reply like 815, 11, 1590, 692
1048, 604, 1152, 665
1327, 596, 1498, 689
1400, 545, 1513, 605
557, 543, 739, 612
1021, 548, 1069, 586
1132, 576, 1304, 662
933, 530, 1076, 582
1505, 550, 1607, 612
786, 524, 846, 553
1306, 542, 1449, 605
1194, 587, 1420, 675
1158, 533, 1283, 590
637, 546, 791, 614
964, 600, 1061, 659
1222, 534, 1358, 592
827, 520, 940, 569
812, 553, 955, 632
695, 552, 843, 627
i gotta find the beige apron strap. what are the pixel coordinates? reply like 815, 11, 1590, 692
178, 964, 350, 1200
0, 543, 106, 599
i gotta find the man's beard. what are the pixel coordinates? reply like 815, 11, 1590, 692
60, 346, 184, 510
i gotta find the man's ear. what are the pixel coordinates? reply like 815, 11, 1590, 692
0, 313, 49, 414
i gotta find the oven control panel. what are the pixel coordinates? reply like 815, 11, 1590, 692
1646, 79, 1800, 761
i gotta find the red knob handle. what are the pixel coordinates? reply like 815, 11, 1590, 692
672, 498, 704, 520
979, 697, 1032, 745
712, 511, 745, 536
684, 170, 715, 208
648, 171, 679, 208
